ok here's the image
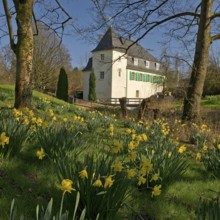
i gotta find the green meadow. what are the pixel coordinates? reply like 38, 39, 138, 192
0, 85, 220, 220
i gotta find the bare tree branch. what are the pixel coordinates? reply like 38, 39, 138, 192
211, 34, 220, 43
2, 0, 16, 52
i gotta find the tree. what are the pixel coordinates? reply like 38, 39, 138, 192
56, 67, 69, 102
203, 52, 220, 96
89, 0, 220, 120
88, 71, 96, 101
32, 24, 72, 93
2, 0, 71, 108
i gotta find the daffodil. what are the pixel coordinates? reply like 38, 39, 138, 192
142, 133, 148, 141
127, 169, 136, 179
36, 148, 46, 160
128, 151, 137, 162
196, 152, 202, 161
178, 145, 186, 154
104, 175, 114, 188
93, 179, 103, 187
57, 179, 75, 193
137, 175, 147, 186
150, 173, 159, 182
203, 145, 208, 151
218, 144, 220, 150
152, 185, 161, 197
79, 168, 88, 179
0, 132, 9, 148
112, 162, 123, 172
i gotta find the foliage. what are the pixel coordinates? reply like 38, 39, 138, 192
9, 192, 87, 220
88, 71, 96, 101
35, 119, 87, 163
0, 109, 31, 158
198, 140, 220, 177
57, 155, 132, 220
197, 194, 220, 220
188, 123, 212, 147
56, 67, 69, 102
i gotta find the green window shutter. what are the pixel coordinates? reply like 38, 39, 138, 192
130, 71, 132, 80
143, 74, 146, 82
137, 72, 140, 81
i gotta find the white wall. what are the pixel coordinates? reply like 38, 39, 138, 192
92, 50, 113, 99
126, 69, 164, 99
111, 51, 128, 98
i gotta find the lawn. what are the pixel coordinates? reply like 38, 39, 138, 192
0, 85, 220, 219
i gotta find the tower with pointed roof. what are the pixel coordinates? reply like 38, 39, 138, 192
83, 27, 164, 101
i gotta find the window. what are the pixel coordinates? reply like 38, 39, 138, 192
136, 90, 139, 98
132, 57, 138, 66
153, 76, 157, 83
155, 63, 160, 70
140, 73, 143, 81
101, 54, 104, 60
144, 60, 150, 68
130, 71, 136, 80
100, 71, 104, 79
118, 68, 121, 77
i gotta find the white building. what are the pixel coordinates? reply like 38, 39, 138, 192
83, 27, 165, 102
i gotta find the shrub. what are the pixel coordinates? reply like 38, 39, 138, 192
88, 71, 96, 101
56, 67, 69, 102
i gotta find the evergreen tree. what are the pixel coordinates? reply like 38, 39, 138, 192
88, 71, 96, 101
56, 67, 68, 101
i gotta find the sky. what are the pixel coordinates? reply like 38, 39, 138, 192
50, 0, 164, 68
0, 1, 219, 69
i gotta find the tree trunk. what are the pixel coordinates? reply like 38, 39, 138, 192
182, 0, 212, 121
13, 0, 34, 109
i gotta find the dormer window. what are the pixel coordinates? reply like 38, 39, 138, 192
101, 54, 104, 60
132, 57, 138, 66
155, 63, 160, 70
144, 60, 150, 68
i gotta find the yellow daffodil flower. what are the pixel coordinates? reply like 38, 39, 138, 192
150, 173, 159, 182
196, 152, 202, 161
93, 179, 103, 187
57, 179, 75, 193
104, 175, 114, 188
127, 169, 136, 179
203, 145, 208, 151
128, 151, 137, 162
112, 162, 123, 172
152, 185, 161, 197
218, 144, 220, 150
138, 175, 147, 186
36, 148, 46, 160
79, 168, 88, 179
142, 133, 148, 141
0, 132, 9, 148
178, 145, 186, 154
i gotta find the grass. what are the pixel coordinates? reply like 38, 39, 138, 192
0, 84, 220, 219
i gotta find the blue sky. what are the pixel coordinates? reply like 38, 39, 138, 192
1, 1, 219, 69
60, 1, 163, 68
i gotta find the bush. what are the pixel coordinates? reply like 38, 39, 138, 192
56, 67, 69, 102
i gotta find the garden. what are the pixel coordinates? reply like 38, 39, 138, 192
0, 85, 220, 220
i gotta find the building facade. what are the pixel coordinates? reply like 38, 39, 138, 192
83, 27, 165, 101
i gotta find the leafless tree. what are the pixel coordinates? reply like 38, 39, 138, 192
1, 0, 72, 108
32, 24, 72, 93
89, 0, 220, 121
